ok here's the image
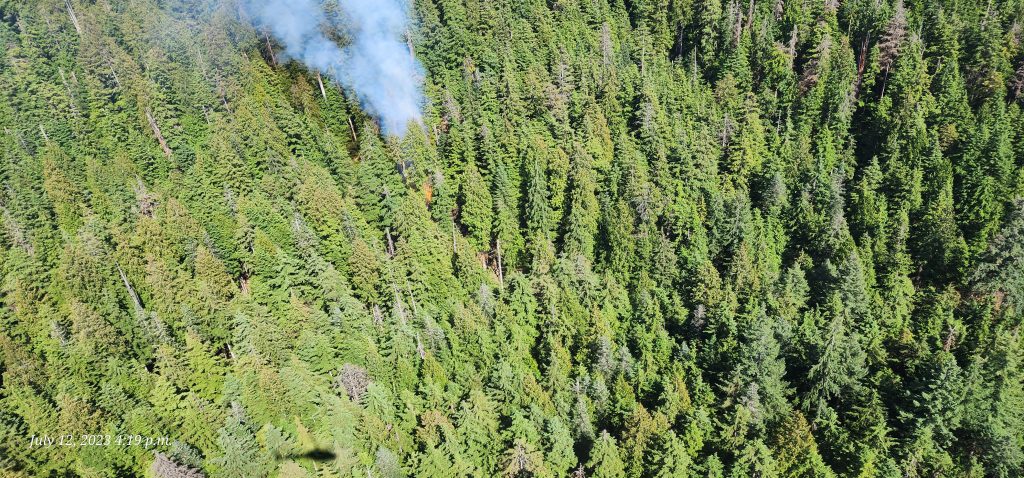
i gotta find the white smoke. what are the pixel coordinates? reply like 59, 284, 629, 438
245, 0, 424, 137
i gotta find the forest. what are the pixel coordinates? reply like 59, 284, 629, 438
1, 0, 1024, 476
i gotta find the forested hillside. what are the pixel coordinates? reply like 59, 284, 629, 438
2, 0, 1024, 476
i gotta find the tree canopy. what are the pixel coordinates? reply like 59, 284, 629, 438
1, 0, 1023, 476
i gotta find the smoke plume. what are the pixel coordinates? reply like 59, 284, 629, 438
245, 0, 424, 136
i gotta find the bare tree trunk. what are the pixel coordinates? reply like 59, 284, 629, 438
415, 334, 425, 359
117, 264, 144, 314
108, 62, 121, 88
853, 34, 870, 99
496, 238, 504, 288
239, 272, 250, 295
146, 108, 173, 159
66, 0, 81, 35
746, 0, 755, 32
317, 72, 327, 99
265, 32, 277, 67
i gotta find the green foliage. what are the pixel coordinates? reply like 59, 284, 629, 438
1, 0, 1023, 476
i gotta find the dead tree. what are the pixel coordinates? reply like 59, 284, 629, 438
1, 205, 34, 255
151, 453, 205, 478
496, 238, 505, 288
799, 33, 831, 94
1012, 61, 1024, 100
316, 72, 327, 99
134, 178, 158, 217
66, 0, 81, 35
117, 263, 144, 314
335, 364, 370, 402
145, 108, 173, 159
264, 32, 277, 67
405, 29, 416, 58
853, 34, 871, 99
878, 0, 907, 96
348, 116, 358, 143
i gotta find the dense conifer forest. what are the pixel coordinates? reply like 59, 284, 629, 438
2, 0, 1024, 476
